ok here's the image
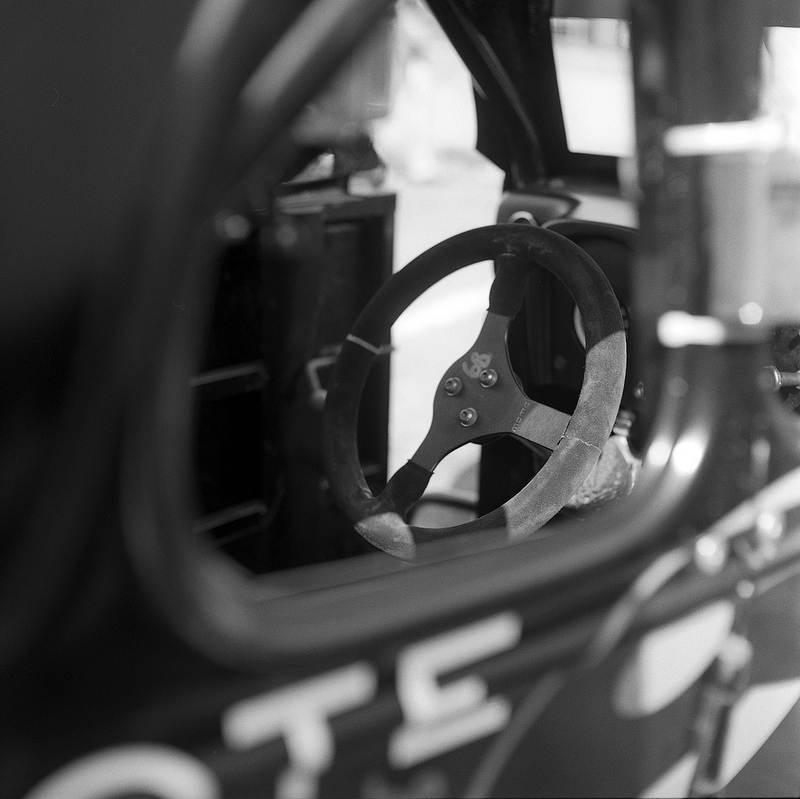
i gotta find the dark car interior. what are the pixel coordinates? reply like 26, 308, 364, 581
5, 1, 800, 797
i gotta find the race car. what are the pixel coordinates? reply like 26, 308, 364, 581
4, 0, 800, 797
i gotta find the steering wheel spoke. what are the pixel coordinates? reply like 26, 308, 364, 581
508, 400, 572, 450
376, 460, 433, 520
410, 309, 571, 471
487, 252, 534, 317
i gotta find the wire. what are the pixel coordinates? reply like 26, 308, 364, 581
582, 545, 694, 668
702, 464, 800, 545
463, 544, 693, 798
462, 671, 568, 798
462, 465, 800, 797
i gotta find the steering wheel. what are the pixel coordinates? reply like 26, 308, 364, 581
322, 224, 626, 560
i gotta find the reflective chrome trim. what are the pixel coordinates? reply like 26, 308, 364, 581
664, 117, 783, 156
657, 311, 766, 348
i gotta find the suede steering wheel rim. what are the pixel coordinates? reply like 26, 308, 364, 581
322, 224, 626, 560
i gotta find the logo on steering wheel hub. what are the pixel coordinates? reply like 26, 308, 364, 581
462, 351, 492, 379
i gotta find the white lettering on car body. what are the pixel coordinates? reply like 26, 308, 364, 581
222, 662, 378, 799
389, 612, 523, 769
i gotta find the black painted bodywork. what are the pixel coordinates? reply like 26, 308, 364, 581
3, 2, 800, 798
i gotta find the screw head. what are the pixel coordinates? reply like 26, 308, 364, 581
754, 509, 784, 561
479, 368, 498, 388
444, 377, 463, 396
459, 407, 478, 427
214, 211, 251, 242
694, 535, 727, 575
